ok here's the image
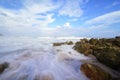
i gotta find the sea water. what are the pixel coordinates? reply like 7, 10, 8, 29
0, 37, 89, 80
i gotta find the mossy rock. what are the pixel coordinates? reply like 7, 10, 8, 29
80, 63, 112, 80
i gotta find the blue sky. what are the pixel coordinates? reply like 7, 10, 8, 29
0, 0, 120, 38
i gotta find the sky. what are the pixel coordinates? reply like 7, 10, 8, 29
0, 0, 120, 38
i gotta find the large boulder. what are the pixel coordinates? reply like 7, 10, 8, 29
80, 63, 112, 80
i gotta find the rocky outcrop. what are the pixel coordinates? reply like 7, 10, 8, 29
0, 62, 9, 74
53, 41, 73, 46
93, 47, 120, 72
73, 36, 120, 72
73, 41, 92, 56
80, 63, 112, 80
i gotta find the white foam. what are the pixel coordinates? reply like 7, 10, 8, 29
0, 37, 89, 80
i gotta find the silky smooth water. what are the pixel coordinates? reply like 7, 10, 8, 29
0, 37, 89, 80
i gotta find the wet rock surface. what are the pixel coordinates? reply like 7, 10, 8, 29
73, 36, 120, 72
80, 63, 112, 80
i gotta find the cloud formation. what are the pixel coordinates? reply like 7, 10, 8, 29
84, 10, 120, 28
58, 0, 87, 17
0, 0, 58, 36
0, 0, 88, 36
0, 0, 120, 37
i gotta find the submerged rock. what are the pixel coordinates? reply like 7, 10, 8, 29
0, 62, 9, 74
80, 63, 112, 80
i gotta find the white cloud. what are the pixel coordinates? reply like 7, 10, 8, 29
63, 22, 71, 28
56, 22, 71, 29
0, 8, 55, 28
78, 11, 120, 37
0, 0, 58, 36
24, 0, 60, 14
85, 11, 120, 26
1, 0, 85, 37
59, 0, 88, 17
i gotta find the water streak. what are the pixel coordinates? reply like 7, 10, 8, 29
0, 37, 89, 80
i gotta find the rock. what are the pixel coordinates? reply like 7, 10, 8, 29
80, 63, 112, 80
0, 62, 9, 74
114, 37, 120, 47
53, 42, 65, 46
93, 48, 120, 72
81, 38, 89, 43
116, 36, 120, 39
73, 40, 93, 56
89, 38, 98, 45
53, 41, 73, 46
66, 41, 73, 45
73, 36, 120, 72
